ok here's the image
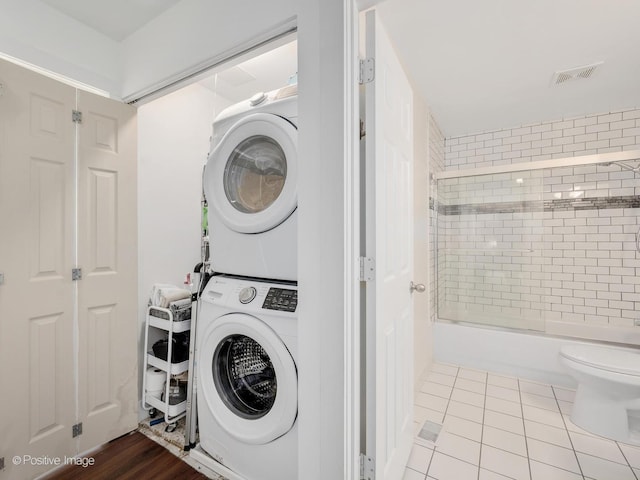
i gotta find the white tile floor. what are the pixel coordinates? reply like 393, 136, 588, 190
404, 363, 640, 480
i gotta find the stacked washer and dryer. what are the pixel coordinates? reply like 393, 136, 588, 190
196, 84, 299, 480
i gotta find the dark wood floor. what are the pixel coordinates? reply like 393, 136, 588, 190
42, 431, 208, 480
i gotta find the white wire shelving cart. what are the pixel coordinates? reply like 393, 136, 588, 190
142, 305, 191, 432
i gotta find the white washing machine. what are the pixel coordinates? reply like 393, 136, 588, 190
204, 84, 298, 281
196, 275, 297, 480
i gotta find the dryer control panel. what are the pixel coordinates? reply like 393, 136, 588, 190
263, 288, 298, 313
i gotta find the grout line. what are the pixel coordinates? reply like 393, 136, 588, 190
517, 378, 534, 480
422, 446, 436, 478
423, 367, 459, 479
439, 366, 459, 421
476, 372, 488, 480
479, 466, 518, 480
552, 384, 586, 479
426, 377, 457, 389
614, 442, 639, 480
444, 411, 483, 426
418, 389, 453, 401
528, 457, 588, 478
403, 465, 423, 475
452, 384, 486, 396
428, 449, 484, 469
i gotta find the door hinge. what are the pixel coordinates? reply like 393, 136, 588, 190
359, 58, 375, 84
359, 257, 375, 282
360, 453, 375, 480
72, 110, 82, 123
72, 422, 83, 438
72, 268, 82, 281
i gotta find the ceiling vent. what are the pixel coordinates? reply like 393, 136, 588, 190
551, 62, 603, 86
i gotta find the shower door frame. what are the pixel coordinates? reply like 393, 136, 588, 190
435, 150, 640, 180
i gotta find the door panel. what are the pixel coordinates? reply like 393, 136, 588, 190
29, 158, 66, 279
86, 168, 118, 273
364, 10, 415, 480
0, 58, 76, 480
77, 91, 138, 451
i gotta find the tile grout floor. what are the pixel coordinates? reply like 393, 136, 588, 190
404, 362, 640, 480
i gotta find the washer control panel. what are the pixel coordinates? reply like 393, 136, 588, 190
238, 286, 257, 304
204, 276, 297, 314
262, 287, 298, 312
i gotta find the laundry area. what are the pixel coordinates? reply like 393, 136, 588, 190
0, 22, 302, 476
134, 38, 300, 480
2, 1, 640, 480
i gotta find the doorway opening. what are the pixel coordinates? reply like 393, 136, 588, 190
136, 36, 298, 448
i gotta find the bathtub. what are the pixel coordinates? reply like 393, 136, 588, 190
433, 320, 640, 388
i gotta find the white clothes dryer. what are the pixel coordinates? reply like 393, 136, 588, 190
196, 275, 297, 480
204, 85, 298, 281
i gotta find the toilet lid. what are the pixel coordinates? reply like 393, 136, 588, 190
560, 345, 640, 376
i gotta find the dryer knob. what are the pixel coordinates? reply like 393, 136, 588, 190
249, 92, 267, 106
239, 286, 257, 304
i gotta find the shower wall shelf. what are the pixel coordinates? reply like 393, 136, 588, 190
435, 149, 640, 180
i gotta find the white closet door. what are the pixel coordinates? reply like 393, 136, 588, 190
76, 90, 138, 451
0, 58, 76, 479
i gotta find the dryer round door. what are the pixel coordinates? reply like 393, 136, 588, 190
198, 313, 297, 445
205, 113, 297, 234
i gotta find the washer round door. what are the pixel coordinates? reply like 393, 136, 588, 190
198, 313, 297, 444
205, 112, 297, 234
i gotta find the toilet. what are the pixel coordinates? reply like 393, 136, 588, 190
560, 344, 640, 445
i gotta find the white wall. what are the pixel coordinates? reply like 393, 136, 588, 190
137, 82, 218, 419
413, 94, 432, 383
121, 0, 297, 100
297, 1, 359, 478
0, 0, 121, 96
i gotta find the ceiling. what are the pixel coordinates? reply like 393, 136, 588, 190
41, 0, 181, 41
198, 41, 298, 104
35, 0, 640, 137
378, 0, 640, 136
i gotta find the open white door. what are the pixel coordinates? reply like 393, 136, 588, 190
364, 9, 415, 480
77, 90, 138, 451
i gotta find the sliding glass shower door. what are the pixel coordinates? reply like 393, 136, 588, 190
436, 170, 546, 331
436, 155, 640, 333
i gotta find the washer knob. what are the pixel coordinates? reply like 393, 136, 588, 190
239, 286, 257, 304
249, 92, 267, 106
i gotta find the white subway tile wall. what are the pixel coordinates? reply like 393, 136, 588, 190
437, 108, 640, 329
445, 108, 640, 171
